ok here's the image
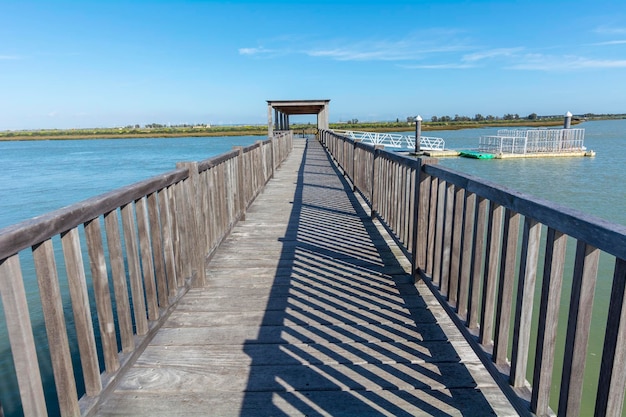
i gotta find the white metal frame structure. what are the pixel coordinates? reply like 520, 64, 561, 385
479, 128, 586, 155
332, 130, 445, 151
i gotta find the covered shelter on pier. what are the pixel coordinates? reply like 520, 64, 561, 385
267, 99, 330, 137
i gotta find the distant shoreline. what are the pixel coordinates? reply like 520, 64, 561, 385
0, 119, 587, 141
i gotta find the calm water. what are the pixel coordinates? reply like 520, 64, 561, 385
0, 121, 625, 415
0, 136, 263, 229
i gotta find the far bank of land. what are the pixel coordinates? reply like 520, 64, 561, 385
0, 115, 618, 141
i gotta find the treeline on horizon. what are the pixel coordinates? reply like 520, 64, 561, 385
1, 112, 624, 140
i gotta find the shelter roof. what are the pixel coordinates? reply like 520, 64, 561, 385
267, 99, 330, 115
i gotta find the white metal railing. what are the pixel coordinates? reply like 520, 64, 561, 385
479, 128, 586, 155
332, 130, 445, 151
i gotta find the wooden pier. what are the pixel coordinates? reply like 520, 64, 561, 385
93, 138, 516, 416
2, 118, 626, 416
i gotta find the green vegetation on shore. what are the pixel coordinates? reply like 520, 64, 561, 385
1, 113, 621, 141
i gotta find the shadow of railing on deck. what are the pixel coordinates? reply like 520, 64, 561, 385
240, 138, 496, 416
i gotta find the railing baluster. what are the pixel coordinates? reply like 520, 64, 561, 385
510, 217, 541, 387
135, 197, 159, 320
0, 254, 48, 416
559, 241, 599, 416
468, 196, 488, 330
121, 203, 149, 335
158, 187, 178, 297
458, 192, 476, 321
104, 209, 135, 352
84, 219, 120, 373
595, 258, 626, 417
531, 227, 567, 415
493, 209, 520, 365
415, 162, 432, 276
432, 179, 446, 287
441, 182, 455, 298
61, 227, 102, 396
426, 177, 439, 276
449, 186, 465, 307
148, 192, 169, 308
479, 203, 503, 347
32, 239, 79, 416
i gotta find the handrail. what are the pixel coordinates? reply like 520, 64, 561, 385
319, 129, 626, 417
0, 131, 293, 416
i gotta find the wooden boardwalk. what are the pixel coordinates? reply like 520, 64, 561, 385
94, 138, 518, 416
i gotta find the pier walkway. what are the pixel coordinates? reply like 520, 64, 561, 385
94, 137, 517, 416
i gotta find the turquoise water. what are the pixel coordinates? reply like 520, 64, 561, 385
0, 122, 625, 415
0, 136, 263, 229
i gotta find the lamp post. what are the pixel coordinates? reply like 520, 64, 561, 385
564, 111, 572, 129
414, 115, 422, 154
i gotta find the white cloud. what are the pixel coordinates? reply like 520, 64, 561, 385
238, 47, 273, 56
462, 47, 525, 62
590, 40, 626, 46
506, 54, 626, 70
305, 34, 472, 62
240, 29, 473, 63
399, 62, 475, 69
594, 26, 626, 35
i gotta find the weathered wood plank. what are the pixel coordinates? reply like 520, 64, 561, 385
32, 239, 79, 416
61, 227, 102, 396
432, 179, 446, 286
467, 196, 487, 329
135, 340, 461, 367
96, 388, 516, 417
103, 209, 135, 352
121, 203, 149, 335
510, 217, 541, 387
135, 197, 159, 320
0, 255, 48, 416
531, 227, 567, 415
479, 203, 503, 346
84, 219, 119, 373
458, 192, 476, 321
448, 186, 465, 307
147, 192, 169, 308
559, 241, 599, 416
493, 209, 520, 365
115, 361, 486, 393
426, 176, 439, 276
595, 257, 626, 417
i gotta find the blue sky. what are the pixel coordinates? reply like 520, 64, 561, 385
1, 0, 625, 129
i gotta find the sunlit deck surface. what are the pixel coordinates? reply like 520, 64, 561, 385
94, 137, 518, 416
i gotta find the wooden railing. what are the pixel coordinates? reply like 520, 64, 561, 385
319, 129, 626, 417
0, 132, 292, 416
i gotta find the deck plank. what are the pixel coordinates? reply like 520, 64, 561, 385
94, 137, 518, 416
